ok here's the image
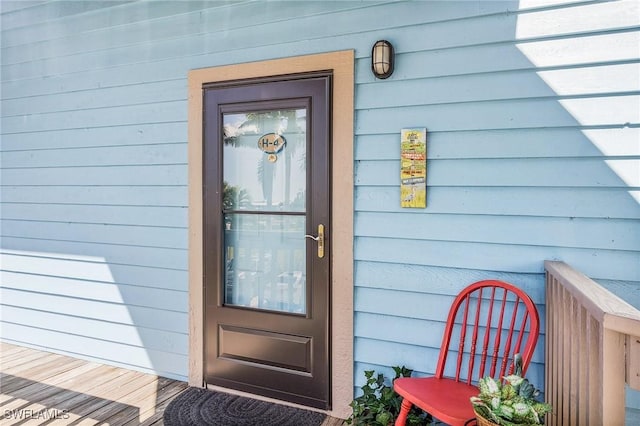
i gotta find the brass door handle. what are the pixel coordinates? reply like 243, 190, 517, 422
304, 224, 325, 258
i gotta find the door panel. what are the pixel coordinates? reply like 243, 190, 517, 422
203, 75, 331, 409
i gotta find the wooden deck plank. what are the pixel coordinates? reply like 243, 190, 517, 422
129, 380, 189, 425
127, 383, 188, 426
0, 348, 53, 370
0, 343, 346, 425
64, 371, 159, 425
0, 344, 31, 358
19, 370, 143, 426
1, 366, 123, 420
10, 362, 124, 409
100, 376, 180, 425
8, 367, 130, 426
0, 343, 186, 426
0, 359, 87, 405
0, 362, 103, 407
0, 356, 87, 395
2, 357, 87, 387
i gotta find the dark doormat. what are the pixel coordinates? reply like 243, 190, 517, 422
163, 387, 327, 426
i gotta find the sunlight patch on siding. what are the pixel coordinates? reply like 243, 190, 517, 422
536, 64, 640, 96
516, 32, 639, 68
515, 1, 640, 39
582, 129, 640, 157
1, 249, 118, 285
516, 4, 640, 204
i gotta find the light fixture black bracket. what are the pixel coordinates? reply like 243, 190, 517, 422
371, 39, 394, 79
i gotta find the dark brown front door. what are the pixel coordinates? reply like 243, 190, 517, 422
203, 74, 331, 409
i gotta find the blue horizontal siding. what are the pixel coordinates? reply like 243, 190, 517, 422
356, 127, 640, 160
0, 239, 187, 270
3, 143, 187, 168
356, 186, 640, 220
2, 100, 186, 133
357, 63, 640, 107
356, 236, 639, 281
2, 251, 186, 291
2, 79, 186, 117
1, 204, 187, 227
1, 122, 186, 150
1, 272, 187, 312
0, 1, 134, 31
1, 185, 187, 206
2, 305, 187, 353
355, 262, 545, 302
356, 157, 638, 188
1, 288, 186, 332
356, 96, 639, 134
2, 164, 186, 186
1, 0, 638, 407
354, 286, 546, 331
1, 220, 187, 248
356, 212, 638, 251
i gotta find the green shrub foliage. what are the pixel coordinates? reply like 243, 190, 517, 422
347, 366, 430, 426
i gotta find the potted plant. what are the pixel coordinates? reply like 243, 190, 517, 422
470, 355, 552, 426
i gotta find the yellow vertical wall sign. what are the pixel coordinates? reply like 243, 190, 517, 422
400, 128, 427, 208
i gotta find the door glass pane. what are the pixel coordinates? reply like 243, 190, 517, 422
223, 108, 308, 314
224, 214, 306, 314
223, 109, 306, 212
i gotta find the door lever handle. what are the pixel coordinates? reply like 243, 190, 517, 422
304, 224, 325, 258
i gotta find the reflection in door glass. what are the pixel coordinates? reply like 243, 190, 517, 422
223, 109, 306, 212
222, 109, 308, 314
224, 214, 306, 314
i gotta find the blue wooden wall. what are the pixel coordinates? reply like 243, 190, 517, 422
1, 0, 638, 410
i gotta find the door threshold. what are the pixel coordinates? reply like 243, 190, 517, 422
205, 383, 331, 415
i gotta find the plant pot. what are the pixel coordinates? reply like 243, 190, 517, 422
474, 412, 543, 426
475, 413, 500, 426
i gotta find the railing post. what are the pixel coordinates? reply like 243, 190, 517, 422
544, 261, 640, 426
628, 335, 640, 390
601, 329, 626, 425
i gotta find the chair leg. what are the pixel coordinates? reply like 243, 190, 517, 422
395, 398, 413, 426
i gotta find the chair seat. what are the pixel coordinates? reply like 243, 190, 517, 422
394, 376, 478, 426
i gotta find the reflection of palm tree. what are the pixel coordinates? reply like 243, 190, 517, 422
223, 181, 250, 210
223, 110, 304, 208
223, 181, 251, 230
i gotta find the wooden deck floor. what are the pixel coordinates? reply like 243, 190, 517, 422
0, 342, 344, 425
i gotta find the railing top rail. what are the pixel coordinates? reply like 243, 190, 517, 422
545, 260, 640, 336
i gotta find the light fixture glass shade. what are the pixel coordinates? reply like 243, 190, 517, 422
372, 40, 394, 79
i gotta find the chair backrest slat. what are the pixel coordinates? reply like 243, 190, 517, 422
489, 290, 508, 378
499, 296, 521, 378
511, 310, 530, 373
455, 294, 472, 381
434, 280, 540, 384
466, 288, 484, 385
479, 286, 497, 379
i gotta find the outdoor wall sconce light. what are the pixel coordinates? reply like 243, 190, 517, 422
371, 40, 394, 79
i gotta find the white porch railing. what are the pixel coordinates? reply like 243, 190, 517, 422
545, 261, 640, 426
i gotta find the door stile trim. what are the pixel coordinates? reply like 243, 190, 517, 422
187, 50, 354, 419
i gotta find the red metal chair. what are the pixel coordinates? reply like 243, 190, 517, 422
393, 280, 540, 426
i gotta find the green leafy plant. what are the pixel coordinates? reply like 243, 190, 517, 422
470, 355, 552, 425
347, 366, 430, 426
